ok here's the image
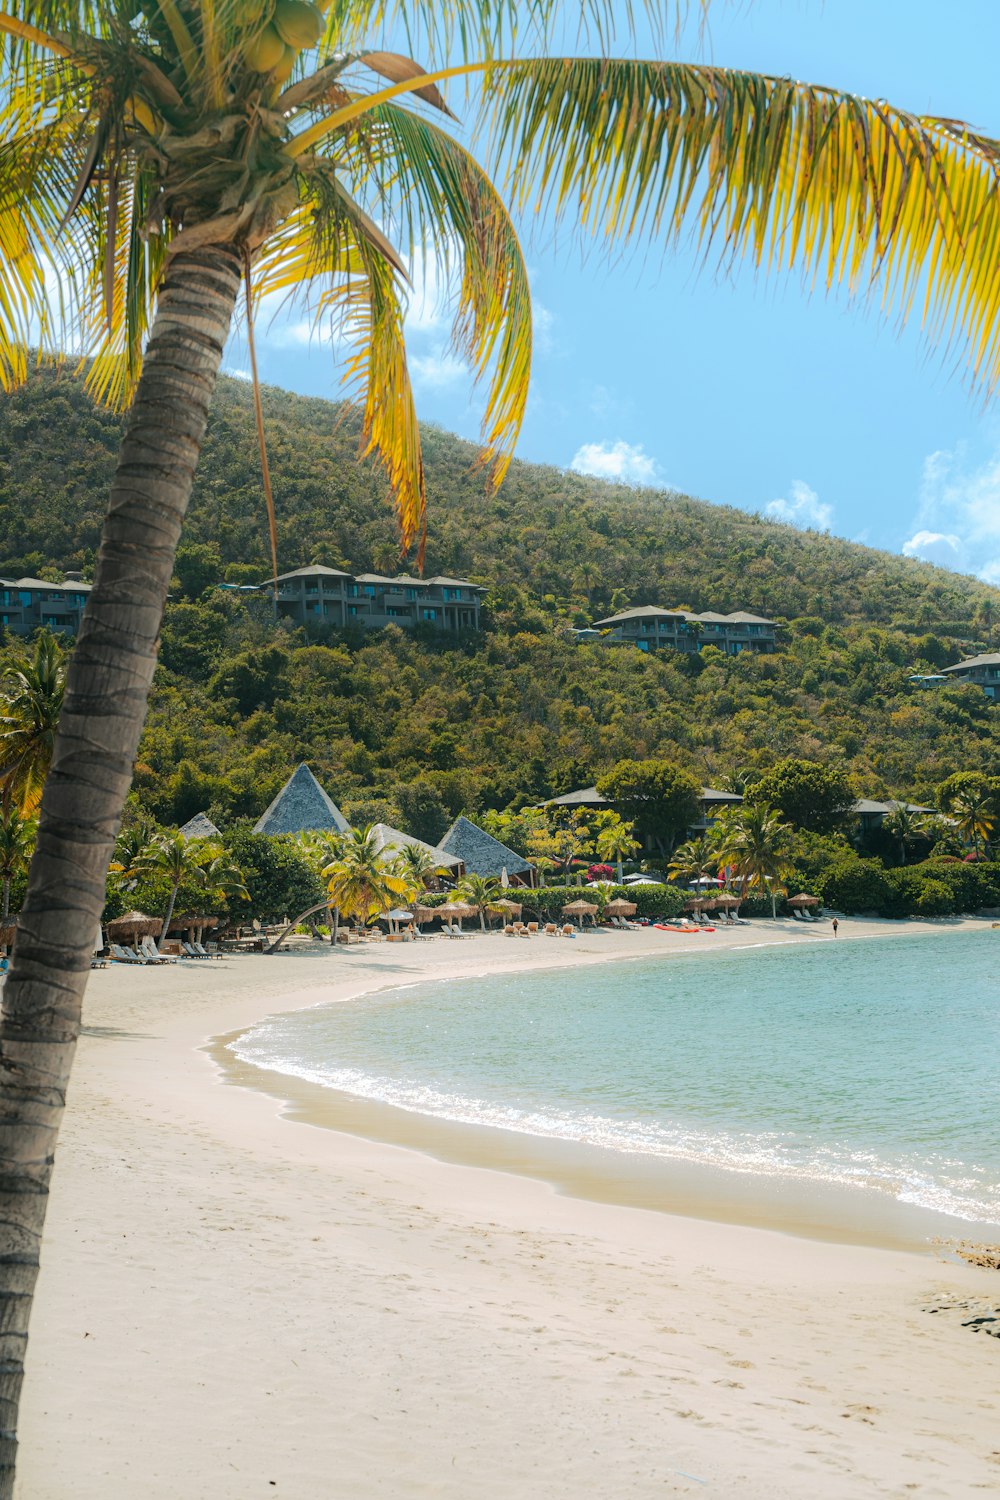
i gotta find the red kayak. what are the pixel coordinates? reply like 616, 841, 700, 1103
654, 924, 716, 934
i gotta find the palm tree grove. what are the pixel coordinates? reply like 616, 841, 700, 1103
1, 1, 999, 1495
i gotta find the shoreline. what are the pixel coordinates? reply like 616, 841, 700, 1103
213, 915, 1000, 1255
17, 915, 1000, 1497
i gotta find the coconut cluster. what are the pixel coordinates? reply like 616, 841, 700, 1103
243, 0, 323, 79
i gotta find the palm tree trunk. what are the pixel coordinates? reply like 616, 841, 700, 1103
1, 880, 8, 923
159, 883, 180, 945
0, 243, 241, 1497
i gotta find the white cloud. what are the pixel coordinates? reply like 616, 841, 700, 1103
410, 347, 469, 388
901, 529, 963, 568
765, 479, 833, 531
223, 365, 252, 382
570, 439, 658, 485
533, 300, 555, 354
903, 444, 1000, 582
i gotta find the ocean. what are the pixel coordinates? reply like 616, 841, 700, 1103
230, 930, 1000, 1228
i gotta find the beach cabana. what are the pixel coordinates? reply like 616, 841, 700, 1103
107, 910, 162, 947
253, 763, 350, 837
562, 899, 598, 928
167, 914, 219, 946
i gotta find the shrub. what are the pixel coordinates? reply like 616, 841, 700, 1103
914, 878, 954, 916
816, 856, 892, 914
512, 882, 685, 921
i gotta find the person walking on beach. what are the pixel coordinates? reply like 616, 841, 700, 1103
831, 917, 839, 937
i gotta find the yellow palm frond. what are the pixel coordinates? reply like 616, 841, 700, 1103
296, 56, 1000, 397
342, 103, 532, 490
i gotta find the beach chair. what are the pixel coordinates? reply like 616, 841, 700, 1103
182, 941, 208, 960
112, 943, 150, 964
504, 925, 515, 936
544, 923, 557, 935
561, 924, 575, 937
527, 922, 538, 934
193, 941, 224, 960
141, 937, 175, 964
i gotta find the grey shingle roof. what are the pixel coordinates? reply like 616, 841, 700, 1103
178, 811, 221, 840
370, 822, 464, 869
943, 652, 1000, 671
253, 764, 349, 836
438, 816, 533, 878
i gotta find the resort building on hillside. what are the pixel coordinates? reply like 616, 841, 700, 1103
253, 764, 350, 837
941, 651, 1000, 701
438, 815, 536, 886
260, 566, 484, 634
852, 799, 935, 836
583, 606, 778, 655
542, 785, 744, 836
0, 571, 91, 635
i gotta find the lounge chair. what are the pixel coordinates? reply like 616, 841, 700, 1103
527, 922, 538, 934
504, 925, 515, 937
182, 941, 209, 960
141, 937, 175, 964
561, 924, 575, 937
110, 943, 148, 965
544, 923, 557, 935
193, 941, 224, 960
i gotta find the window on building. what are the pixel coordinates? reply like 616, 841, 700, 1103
19, 592, 32, 608
422, 608, 438, 621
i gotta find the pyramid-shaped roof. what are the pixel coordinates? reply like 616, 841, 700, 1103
178, 811, 221, 841
253, 764, 349, 837
369, 823, 464, 870
438, 816, 533, 879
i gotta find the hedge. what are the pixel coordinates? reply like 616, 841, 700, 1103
818, 855, 1000, 918
509, 883, 686, 921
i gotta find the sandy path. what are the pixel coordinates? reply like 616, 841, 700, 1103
15, 920, 1000, 1498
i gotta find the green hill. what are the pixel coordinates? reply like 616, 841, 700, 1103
0, 367, 997, 835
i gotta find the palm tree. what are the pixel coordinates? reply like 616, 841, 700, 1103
665, 835, 718, 887
0, 632, 66, 814
6, 3, 1000, 1487
713, 804, 796, 919
0, 809, 35, 922
323, 827, 415, 931
595, 819, 640, 883
393, 840, 449, 889
129, 832, 244, 942
882, 804, 928, 866
948, 790, 996, 859
455, 872, 502, 930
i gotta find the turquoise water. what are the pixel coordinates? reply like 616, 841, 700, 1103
232, 931, 1000, 1225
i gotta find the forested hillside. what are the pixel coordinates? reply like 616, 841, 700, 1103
1, 367, 998, 836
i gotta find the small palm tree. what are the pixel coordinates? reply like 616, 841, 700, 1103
129, 833, 243, 942
595, 820, 640, 883
394, 841, 449, 889
323, 827, 415, 931
882, 804, 928, 866
666, 835, 718, 887
0, 808, 35, 922
948, 790, 996, 859
455, 872, 502, 930
0, 632, 66, 814
713, 804, 796, 919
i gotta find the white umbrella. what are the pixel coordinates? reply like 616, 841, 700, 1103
500, 867, 509, 888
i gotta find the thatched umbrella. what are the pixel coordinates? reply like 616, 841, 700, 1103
604, 898, 637, 917
787, 893, 821, 908
491, 898, 523, 918
562, 899, 598, 927
436, 901, 476, 931
0, 922, 16, 950
107, 910, 162, 946
683, 897, 708, 912
412, 903, 438, 931
167, 914, 219, 944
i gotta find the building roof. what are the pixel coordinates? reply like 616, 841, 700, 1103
700, 787, 743, 803
1, 575, 93, 591
943, 652, 1000, 672
852, 798, 933, 816
253, 764, 350, 837
369, 823, 464, 869
178, 811, 221, 841
423, 575, 486, 590
543, 785, 611, 808
438, 816, 533, 878
273, 565, 352, 583
592, 606, 686, 627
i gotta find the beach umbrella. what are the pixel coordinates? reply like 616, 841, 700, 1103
604, 898, 637, 916
500, 867, 510, 888
436, 901, 476, 931
492, 898, 523, 917
0, 922, 16, 950
107, 910, 162, 945
382, 907, 414, 935
562, 899, 598, 927
787, 893, 821, 908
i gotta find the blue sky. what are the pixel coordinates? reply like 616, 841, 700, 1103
230, 1, 1000, 586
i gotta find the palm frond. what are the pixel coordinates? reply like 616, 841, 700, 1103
337, 103, 532, 489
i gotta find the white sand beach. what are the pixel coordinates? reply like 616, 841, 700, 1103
17, 918, 1000, 1498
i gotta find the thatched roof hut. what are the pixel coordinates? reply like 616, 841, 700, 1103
253, 764, 349, 837
437, 816, 534, 884
108, 910, 162, 942
178, 811, 221, 841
